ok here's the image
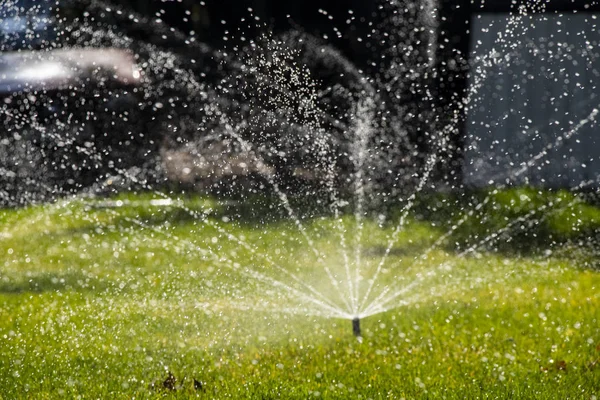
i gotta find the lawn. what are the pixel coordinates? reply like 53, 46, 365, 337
0, 191, 599, 399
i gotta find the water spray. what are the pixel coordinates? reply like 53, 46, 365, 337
352, 317, 361, 338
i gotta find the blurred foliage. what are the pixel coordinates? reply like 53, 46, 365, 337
406, 187, 600, 260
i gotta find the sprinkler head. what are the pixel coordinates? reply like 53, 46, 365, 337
352, 317, 361, 338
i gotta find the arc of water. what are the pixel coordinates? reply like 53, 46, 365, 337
107, 211, 350, 319
361, 281, 451, 318
17, 10, 527, 318
211, 38, 359, 312
357, 7, 540, 314
306, 114, 356, 313
21, 116, 352, 319
115, 167, 345, 314
427, 105, 599, 261
361, 259, 495, 317
259, 305, 354, 319
0, 190, 83, 239
510, 109, 599, 180
3, 13, 548, 318
365, 177, 599, 316
260, 36, 368, 313
358, 147, 440, 312
153, 35, 356, 314
9, 100, 348, 317
327, 174, 356, 313
350, 96, 376, 315
306, 121, 356, 314
457, 180, 597, 258
362, 295, 416, 319
9, 0, 596, 318
362, 269, 492, 318
313, 71, 380, 315
215, 113, 354, 313
77, 0, 232, 84
359, 279, 421, 318
364, 245, 566, 318
362, 104, 600, 316
460, 2, 543, 136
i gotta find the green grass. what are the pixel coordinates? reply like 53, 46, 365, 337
1, 192, 599, 399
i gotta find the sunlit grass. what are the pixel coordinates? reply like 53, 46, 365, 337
0, 193, 599, 399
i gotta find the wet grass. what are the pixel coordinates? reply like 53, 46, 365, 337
412, 187, 600, 258
0, 192, 599, 399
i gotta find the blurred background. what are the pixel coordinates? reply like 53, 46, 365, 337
1, 0, 599, 206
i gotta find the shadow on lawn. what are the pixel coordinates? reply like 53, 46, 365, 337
0, 271, 112, 294
387, 187, 600, 258
61, 192, 331, 236
47, 187, 600, 263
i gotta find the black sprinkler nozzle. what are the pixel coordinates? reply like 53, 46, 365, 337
352, 317, 361, 338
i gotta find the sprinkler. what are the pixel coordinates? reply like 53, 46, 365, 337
352, 317, 361, 338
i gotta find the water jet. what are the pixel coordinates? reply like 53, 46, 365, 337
0, 0, 598, 348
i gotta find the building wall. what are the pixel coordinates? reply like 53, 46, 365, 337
464, 12, 600, 188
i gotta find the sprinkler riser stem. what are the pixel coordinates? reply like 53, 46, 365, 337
352, 317, 361, 337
